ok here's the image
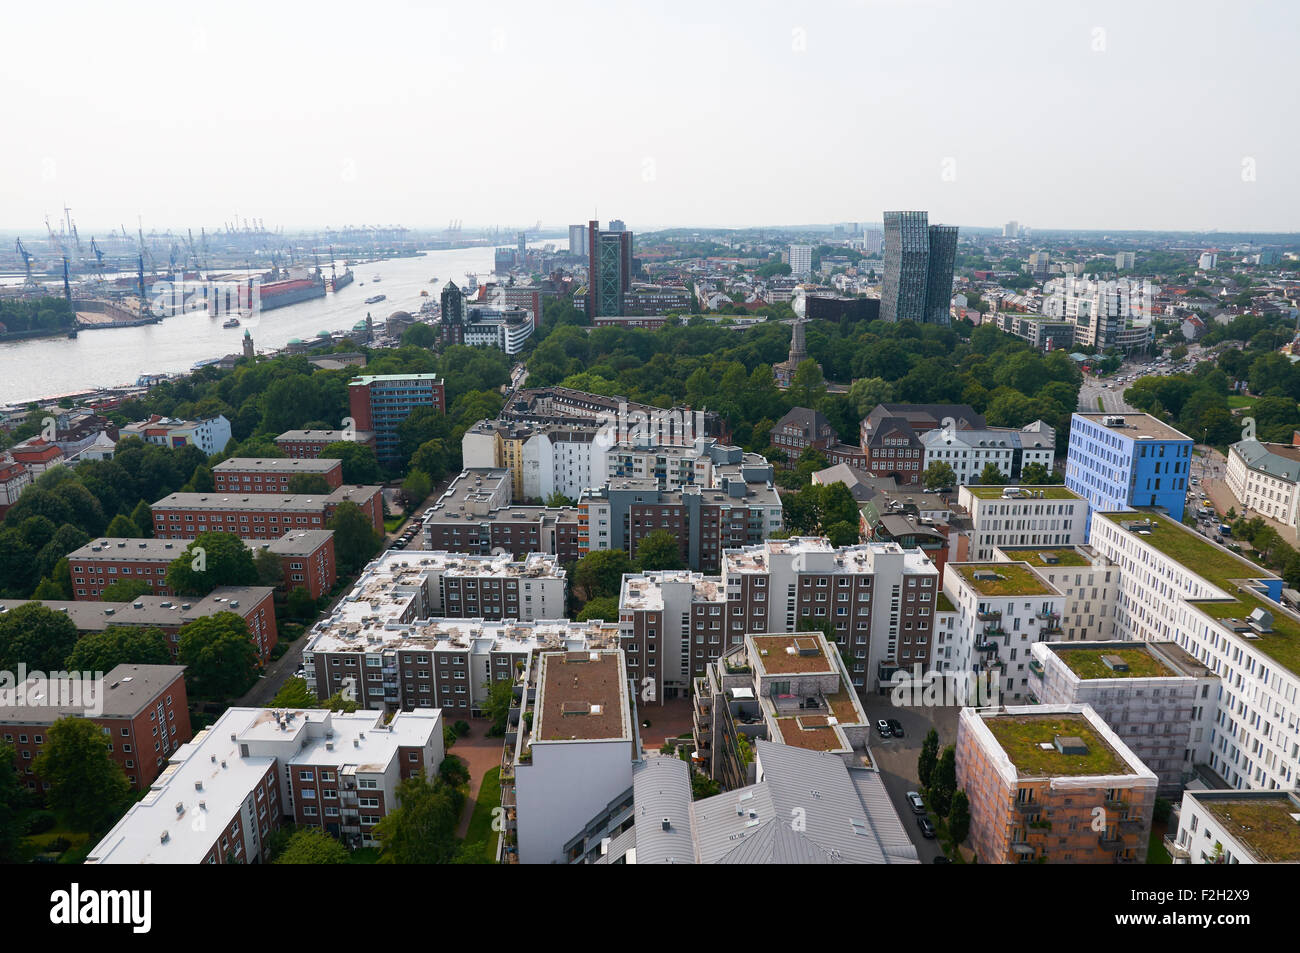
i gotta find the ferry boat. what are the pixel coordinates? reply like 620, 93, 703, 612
222, 317, 240, 328
364, 294, 386, 305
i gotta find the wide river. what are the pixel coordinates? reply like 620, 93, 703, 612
0, 242, 556, 405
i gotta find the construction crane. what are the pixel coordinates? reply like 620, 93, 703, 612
15, 238, 37, 287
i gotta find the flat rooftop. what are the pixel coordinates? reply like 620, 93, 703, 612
999, 547, 1091, 567
534, 650, 629, 742
981, 712, 1134, 778
214, 457, 341, 473
1075, 412, 1192, 442
0, 664, 185, 724
1050, 645, 1178, 679
305, 616, 619, 656
1198, 793, 1300, 863
0, 586, 272, 631
965, 485, 1080, 500
750, 634, 836, 676
275, 429, 373, 443
153, 485, 379, 512
953, 562, 1053, 597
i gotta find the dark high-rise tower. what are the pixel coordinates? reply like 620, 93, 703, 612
587, 220, 634, 319
441, 281, 465, 345
881, 211, 958, 325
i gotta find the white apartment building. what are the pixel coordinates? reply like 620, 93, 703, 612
1088, 511, 1300, 791
990, 545, 1118, 642
958, 485, 1088, 561
939, 561, 1066, 703
1170, 789, 1300, 864
1225, 439, 1300, 528
462, 306, 535, 355
789, 244, 813, 277
922, 422, 1056, 486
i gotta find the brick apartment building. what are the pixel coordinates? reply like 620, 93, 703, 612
274, 428, 376, 458
87, 706, 444, 863
0, 664, 190, 792
151, 485, 384, 541
213, 457, 344, 494
0, 586, 279, 663
67, 531, 336, 601
348, 373, 446, 466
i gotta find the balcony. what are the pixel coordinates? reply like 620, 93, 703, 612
975, 640, 999, 654
1013, 799, 1041, 814
977, 610, 1002, 622
1028, 659, 1044, 679
1163, 834, 1191, 862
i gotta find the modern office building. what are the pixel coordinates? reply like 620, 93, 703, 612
347, 373, 446, 466
1064, 413, 1193, 524
956, 704, 1158, 864
568, 224, 588, 256
881, 211, 957, 324
587, 220, 635, 319
957, 485, 1087, 562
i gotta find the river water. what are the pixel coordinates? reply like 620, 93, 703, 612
0, 242, 554, 405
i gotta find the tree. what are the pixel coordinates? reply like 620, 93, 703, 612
323, 689, 359, 712
544, 491, 577, 507
33, 716, 132, 832
374, 776, 462, 864
576, 596, 620, 622
482, 677, 515, 735
270, 677, 317, 708
976, 462, 1007, 486
319, 441, 382, 485
286, 586, 318, 621
930, 746, 957, 818
0, 603, 79, 673
254, 547, 284, 589
824, 520, 860, 547
573, 549, 635, 601
327, 501, 382, 573
66, 626, 170, 672
636, 530, 685, 571
949, 789, 971, 844
100, 578, 153, 603
1020, 462, 1054, 485
401, 468, 433, 508
287, 473, 332, 495
104, 513, 142, 538
691, 770, 721, 800
178, 612, 260, 700
130, 500, 155, 538
847, 376, 893, 419
165, 533, 258, 596
274, 828, 350, 864
918, 728, 940, 789
0, 742, 26, 863
401, 323, 437, 349
923, 462, 956, 492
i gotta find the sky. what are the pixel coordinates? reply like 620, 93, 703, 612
1, 0, 1295, 234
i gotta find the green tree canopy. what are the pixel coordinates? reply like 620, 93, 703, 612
327, 500, 382, 573
33, 716, 132, 832
0, 603, 80, 673
273, 828, 350, 864
65, 626, 171, 672
165, 532, 259, 596
177, 611, 260, 700
635, 530, 685, 571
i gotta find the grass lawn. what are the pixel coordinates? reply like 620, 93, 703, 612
1096, 396, 1104, 411
459, 767, 502, 864
383, 515, 405, 533
1054, 646, 1176, 679
953, 562, 1053, 597
1147, 827, 1171, 864
1226, 395, 1256, 409
1007, 548, 1090, 567
21, 823, 94, 864
982, 713, 1132, 778
346, 847, 381, 864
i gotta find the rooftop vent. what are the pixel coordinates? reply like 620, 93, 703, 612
1101, 654, 1130, 672
1248, 607, 1274, 633
1054, 735, 1089, 756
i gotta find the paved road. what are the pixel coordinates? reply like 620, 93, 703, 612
860, 697, 961, 863
1078, 377, 1136, 414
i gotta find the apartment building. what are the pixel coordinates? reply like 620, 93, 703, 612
858, 403, 986, 485
213, 457, 344, 494
957, 484, 1088, 561
1, 664, 190, 792
501, 386, 728, 444
694, 631, 870, 789
920, 420, 1055, 484
1065, 413, 1193, 524
274, 428, 376, 458
989, 545, 1118, 642
956, 704, 1158, 863
152, 485, 384, 540
938, 562, 1066, 703
422, 469, 582, 562
1029, 640, 1219, 792
565, 740, 917, 864
347, 373, 446, 466
1225, 438, 1300, 528
1087, 510, 1300, 791
771, 407, 837, 457
1169, 789, 1300, 864
0, 586, 278, 663
0, 451, 32, 518
67, 531, 335, 601
121, 414, 232, 454
303, 616, 620, 713
993, 312, 1076, 352
86, 706, 444, 863
506, 648, 639, 864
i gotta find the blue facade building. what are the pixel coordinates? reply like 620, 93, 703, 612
1065, 412, 1193, 527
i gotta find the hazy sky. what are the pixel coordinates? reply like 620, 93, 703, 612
2, 0, 1295, 233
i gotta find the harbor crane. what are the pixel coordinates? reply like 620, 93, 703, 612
15, 238, 38, 288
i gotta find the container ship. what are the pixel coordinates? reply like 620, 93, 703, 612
237, 274, 326, 312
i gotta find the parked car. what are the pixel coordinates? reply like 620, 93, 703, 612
917, 816, 937, 839
906, 791, 925, 813
887, 718, 904, 737
875, 719, 892, 738
932, 855, 952, 864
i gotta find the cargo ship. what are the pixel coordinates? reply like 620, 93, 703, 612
237, 274, 326, 312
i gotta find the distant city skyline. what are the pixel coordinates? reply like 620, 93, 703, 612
2, 0, 1297, 233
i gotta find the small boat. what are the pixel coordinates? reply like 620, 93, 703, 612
223, 317, 241, 328
429, 277, 438, 283
371, 275, 382, 282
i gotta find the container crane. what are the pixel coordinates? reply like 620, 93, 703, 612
15, 238, 37, 288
